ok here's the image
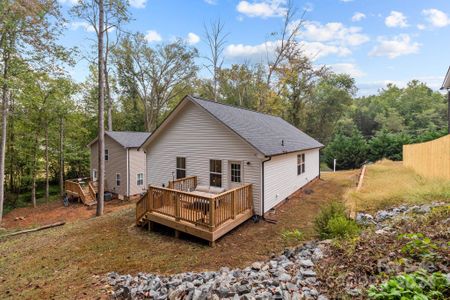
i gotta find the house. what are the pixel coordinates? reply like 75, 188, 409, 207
88, 131, 151, 200
137, 95, 323, 244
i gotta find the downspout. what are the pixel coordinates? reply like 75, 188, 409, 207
261, 156, 272, 219
126, 148, 130, 197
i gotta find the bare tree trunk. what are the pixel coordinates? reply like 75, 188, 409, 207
31, 131, 39, 208
45, 123, 49, 202
204, 19, 228, 102
0, 52, 9, 224
105, 27, 113, 131
59, 117, 64, 197
97, 0, 105, 216
8, 95, 14, 193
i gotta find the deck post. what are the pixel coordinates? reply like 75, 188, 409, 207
209, 198, 216, 231
209, 241, 215, 247
232, 190, 237, 219
174, 230, 180, 238
175, 193, 180, 221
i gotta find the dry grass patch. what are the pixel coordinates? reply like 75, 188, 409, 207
0, 171, 357, 299
345, 160, 450, 213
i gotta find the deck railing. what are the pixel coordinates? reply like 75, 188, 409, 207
137, 184, 253, 230
168, 176, 198, 192
136, 192, 149, 222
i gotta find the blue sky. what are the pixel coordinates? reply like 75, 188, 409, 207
58, 0, 450, 96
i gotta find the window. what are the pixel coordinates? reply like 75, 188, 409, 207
105, 149, 109, 161
210, 159, 222, 187
137, 173, 144, 186
176, 157, 186, 179
230, 163, 241, 183
297, 153, 305, 175
93, 169, 97, 181
116, 173, 121, 186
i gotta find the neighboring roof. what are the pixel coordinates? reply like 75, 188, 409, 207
88, 131, 151, 148
141, 95, 323, 156
441, 66, 450, 90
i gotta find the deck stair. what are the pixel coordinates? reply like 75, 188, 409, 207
65, 179, 97, 206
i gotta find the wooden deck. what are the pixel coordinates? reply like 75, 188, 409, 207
65, 179, 97, 206
136, 177, 253, 245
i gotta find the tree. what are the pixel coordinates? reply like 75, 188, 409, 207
114, 34, 198, 131
304, 74, 355, 143
324, 129, 368, 170
368, 131, 411, 162
0, 0, 67, 223
204, 19, 228, 102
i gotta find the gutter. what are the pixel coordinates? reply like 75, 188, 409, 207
261, 156, 272, 218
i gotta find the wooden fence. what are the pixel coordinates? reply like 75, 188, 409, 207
403, 134, 450, 180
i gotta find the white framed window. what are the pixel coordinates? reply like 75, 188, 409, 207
176, 157, 186, 179
93, 169, 97, 181
230, 163, 241, 183
105, 149, 109, 161
210, 159, 222, 187
116, 173, 121, 186
137, 173, 144, 186
297, 153, 305, 175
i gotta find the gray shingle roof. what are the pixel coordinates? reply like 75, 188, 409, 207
189, 96, 323, 156
106, 131, 151, 148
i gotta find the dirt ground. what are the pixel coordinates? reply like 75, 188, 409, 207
0, 171, 358, 299
1, 198, 134, 230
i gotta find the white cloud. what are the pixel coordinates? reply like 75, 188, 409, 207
204, 0, 218, 4
422, 8, 450, 28
129, 0, 147, 8
417, 24, 426, 30
58, 0, 79, 5
302, 21, 370, 46
352, 12, 366, 22
385, 11, 408, 28
236, 0, 287, 18
70, 21, 95, 32
186, 32, 200, 45
301, 41, 351, 60
369, 34, 420, 59
144, 30, 162, 43
224, 40, 351, 62
330, 63, 365, 78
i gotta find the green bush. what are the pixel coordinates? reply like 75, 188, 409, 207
325, 216, 360, 239
281, 229, 304, 243
368, 270, 449, 299
399, 233, 438, 260
368, 131, 411, 162
314, 202, 359, 239
324, 129, 368, 170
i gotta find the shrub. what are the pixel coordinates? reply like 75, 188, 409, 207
399, 233, 438, 260
324, 129, 369, 170
281, 229, 304, 243
314, 202, 358, 239
368, 270, 449, 299
325, 216, 360, 239
368, 131, 411, 162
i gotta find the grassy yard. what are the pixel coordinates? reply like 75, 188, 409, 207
345, 160, 450, 213
0, 170, 358, 299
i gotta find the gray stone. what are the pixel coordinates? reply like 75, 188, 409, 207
299, 259, 314, 268
278, 273, 292, 281
252, 262, 263, 270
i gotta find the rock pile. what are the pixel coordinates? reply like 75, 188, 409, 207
107, 241, 329, 300
355, 202, 447, 227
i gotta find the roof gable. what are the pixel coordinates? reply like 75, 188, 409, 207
141, 95, 323, 156
88, 131, 151, 148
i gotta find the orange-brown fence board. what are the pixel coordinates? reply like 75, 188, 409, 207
403, 134, 450, 180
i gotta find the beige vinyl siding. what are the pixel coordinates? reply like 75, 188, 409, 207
146, 101, 263, 215
128, 148, 147, 195
90, 135, 128, 196
263, 149, 320, 213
